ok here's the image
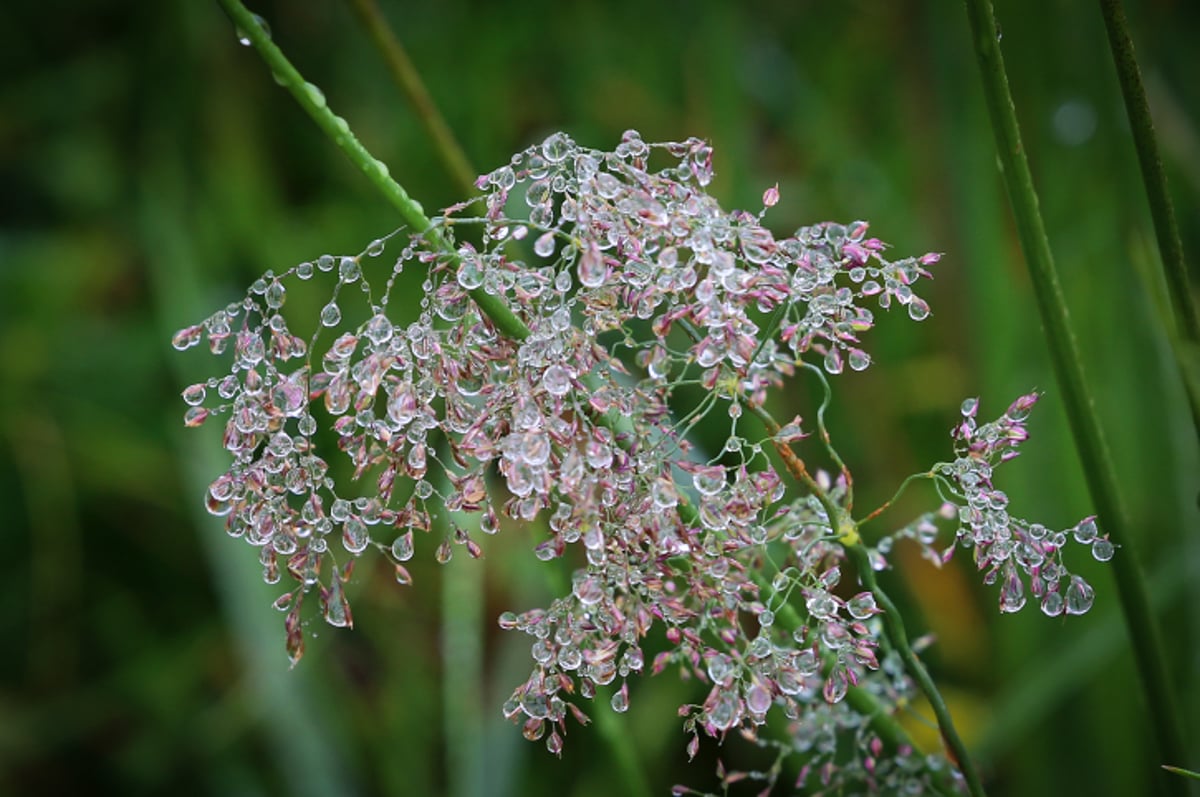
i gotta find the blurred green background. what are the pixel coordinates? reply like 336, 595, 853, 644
2, 0, 1197, 794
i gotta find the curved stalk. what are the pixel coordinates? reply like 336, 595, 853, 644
962, 0, 1187, 790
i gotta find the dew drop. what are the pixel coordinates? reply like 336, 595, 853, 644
320, 302, 342, 327
907, 297, 931, 321
435, 539, 453, 564
235, 14, 270, 46
577, 244, 606, 289
847, 348, 871, 371
366, 238, 385, 257
317, 254, 335, 272
610, 682, 630, 713
457, 258, 485, 290
342, 518, 369, 554
541, 132, 571, 163
534, 231, 556, 259
391, 531, 414, 562
339, 257, 361, 283
1040, 590, 1064, 616
1064, 575, 1095, 615
1073, 517, 1098, 544
542, 364, 571, 397
172, 325, 203, 351
1092, 538, 1115, 562
182, 383, 207, 406
304, 82, 325, 108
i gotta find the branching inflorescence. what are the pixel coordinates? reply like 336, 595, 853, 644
175, 131, 1109, 794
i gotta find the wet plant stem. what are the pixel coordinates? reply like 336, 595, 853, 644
962, 0, 1187, 791
750, 403, 986, 797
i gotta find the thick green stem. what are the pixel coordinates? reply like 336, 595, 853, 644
962, 0, 1187, 790
214, 0, 530, 343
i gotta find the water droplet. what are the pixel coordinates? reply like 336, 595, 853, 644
317, 254, 335, 272
322, 574, 353, 628
847, 348, 870, 371
577, 244, 606, 289
1073, 517, 1098, 544
391, 531, 414, 561
533, 231, 556, 258
365, 313, 393, 345
1064, 575, 1095, 615
457, 257, 485, 290
184, 407, 209, 427
907, 297, 931, 321
1040, 590, 1064, 616
339, 257, 361, 283
542, 364, 571, 397
320, 302, 342, 327
610, 682, 630, 713
304, 82, 325, 108
235, 13, 270, 47
541, 132, 571, 163
182, 383, 207, 406
172, 325, 203, 351
366, 238, 385, 257
692, 466, 724, 497
1092, 538, 1115, 562
823, 348, 843, 375
296, 261, 314, 280
435, 539, 453, 564
342, 518, 369, 554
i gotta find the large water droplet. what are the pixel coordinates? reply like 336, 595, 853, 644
1064, 575, 1095, 615
342, 518, 369, 554
236, 13, 270, 46
610, 682, 630, 713
533, 231, 556, 259
391, 531, 414, 562
320, 302, 342, 327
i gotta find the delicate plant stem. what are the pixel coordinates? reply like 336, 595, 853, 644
343, 0, 479, 198
214, 0, 530, 343
1097, 0, 1200, 434
750, 403, 987, 797
962, 0, 1187, 789
1098, 0, 1198, 343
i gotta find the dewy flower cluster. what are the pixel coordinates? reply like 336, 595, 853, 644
175, 130, 1106, 793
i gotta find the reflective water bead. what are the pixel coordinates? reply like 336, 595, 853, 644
317, 254, 335, 272
610, 682, 630, 713
391, 531, 414, 562
236, 14, 270, 46
457, 258, 485, 290
1064, 575, 1095, 615
365, 313, 393, 345
847, 348, 871, 371
320, 301, 342, 327
339, 257, 361, 283
366, 238, 385, 257
540, 132, 571, 163
577, 244, 606, 288
1091, 538, 1115, 561
533, 231, 556, 258
171, 325, 203, 351
265, 280, 286, 309
542, 364, 571, 397
342, 518, 370, 554
182, 383, 207, 406
1073, 516, 1098, 544
907, 297, 931, 321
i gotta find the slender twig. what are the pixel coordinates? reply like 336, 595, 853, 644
750, 403, 987, 797
1097, 0, 1200, 436
962, 0, 1188, 789
1098, 0, 1198, 343
343, 0, 478, 198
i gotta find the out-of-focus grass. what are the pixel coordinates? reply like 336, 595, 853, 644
1, 1, 1195, 795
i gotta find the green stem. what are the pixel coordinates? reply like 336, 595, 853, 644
214, 0, 530, 343
1097, 0, 1198, 343
1096, 0, 1200, 436
343, 0, 479, 198
962, 0, 1187, 790
749, 403, 985, 796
